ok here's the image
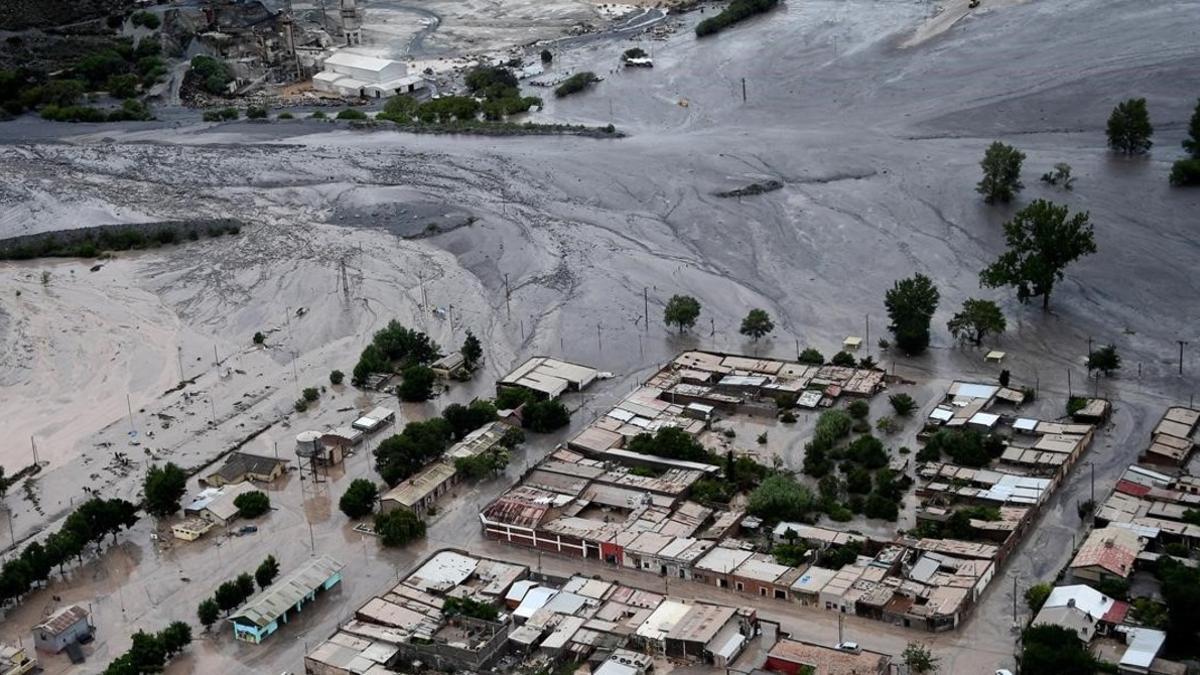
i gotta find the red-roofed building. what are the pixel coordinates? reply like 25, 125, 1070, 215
1115, 480, 1151, 498
1070, 527, 1143, 583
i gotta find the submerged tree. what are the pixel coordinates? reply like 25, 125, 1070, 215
977, 141, 1025, 204
739, 308, 775, 342
947, 298, 1006, 345
663, 295, 702, 334
1107, 98, 1154, 155
884, 273, 940, 355
979, 200, 1096, 310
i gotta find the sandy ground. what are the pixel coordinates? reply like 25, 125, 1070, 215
1, 0, 1200, 671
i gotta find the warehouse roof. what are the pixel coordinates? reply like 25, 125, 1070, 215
231, 556, 343, 628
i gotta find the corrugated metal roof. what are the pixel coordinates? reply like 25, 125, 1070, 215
231, 556, 343, 628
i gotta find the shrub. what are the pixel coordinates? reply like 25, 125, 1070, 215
1067, 396, 1088, 415
233, 491, 270, 518
245, 105, 268, 119
797, 348, 824, 365
875, 416, 897, 434
889, 393, 917, 416
373, 508, 425, 547
540, 49, 553, 63
190, 55, 232, 95
302, 387, 319, 402
131, 10, 161, 29
294, 399, 307, 412
1170, 158, 1200, 186
252, 331, 265, 344
554, 72, 599, 98
277, 111, 293, 119
330, 370, 344, 385
780, 411, 797, 424
695, 0, 779, 37
310, 111, 327, 119
336, 108, 368, 120
443, 596, 499, 621
217, 107, 239, 120
847, 400, 870, 419
623, 47, 647, 60
830, 351, 856, 367
339, 479, 379, 518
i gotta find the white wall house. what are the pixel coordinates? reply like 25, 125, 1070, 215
312, 51, 425, 98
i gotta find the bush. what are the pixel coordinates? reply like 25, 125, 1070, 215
695, 0, 779, 37
780, 411, 797, 424
1170, 158, 1200, 187
339, 479, 379, 518
131, 11, 161, 29
302, 387, 319, 402
540, 49, 553, 63
691, 478, 734, 504
336, 108, 368, 120
889, 393, 917, 416
524, 398, 571, 432
217, 107, 239, 120
310, 111, 327, 119
277, 111, 293, 119
1025, 583, 1052, 611
245, 105, 268, 119
830, 351, 856, 367
443, 596, 499, 621
1067, 396, 1088, 415
190, 55, 232, 95
416, 95, 480, 122
373, 509, 425, 547
747, 474, 814, 523
233, 491, 270, 518
294, 399, 308, 412
555, 72, 599, 98
252, 331, 265, 344
798, 348, 824, 364
847, 400, 870, 419
623, 47, 647, 60
627, 427, 707, 461
106, 73, 139, 98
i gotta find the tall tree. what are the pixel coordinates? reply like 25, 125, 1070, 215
461, 330, 483, 370
160, 621, 192, 657
739, 308, 775, 342
1087, 344, 1121, 376
143, 463, 188, 517
1183, 98, 1200, 158
339, 479, 379, 519
1107, 98, 1153, 155
884, 274, 940, 355
979, 200, 1096, 310
946, 299, 1006, 345
663, 295, 701, 334
197, 598, 219, 630
977, 141, 1025, 204
255, 555, 280, 589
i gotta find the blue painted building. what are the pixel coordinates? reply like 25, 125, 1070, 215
228, 555, 345, 644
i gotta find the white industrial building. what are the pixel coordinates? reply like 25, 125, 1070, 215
312, 51, 425, 98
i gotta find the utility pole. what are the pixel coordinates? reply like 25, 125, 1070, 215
597, 323, 602, 352
644, 287, 649, 333
1179, 340, 1189, 376
1090, 461, 1095, 504
837, 612, 843, 645
30, 436, 39, 465
504, 273, 511, 319
1067, 369, 1073, 398
213, 344, 219, 367
1011, 575, 1017, 624
865, 314, 870, 350
308, 520, 316, 555
126, 394, 135, 433
741, 78, 746, 103
176, 346, 184, 382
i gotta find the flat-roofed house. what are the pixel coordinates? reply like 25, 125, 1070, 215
499, 357, 598, 399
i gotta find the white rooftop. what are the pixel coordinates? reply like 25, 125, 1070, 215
404, 551, 476, 592
324, 51, 399, 73
1043, 584, 1117, 620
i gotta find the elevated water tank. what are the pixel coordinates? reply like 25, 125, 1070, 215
296, 430, 322, 458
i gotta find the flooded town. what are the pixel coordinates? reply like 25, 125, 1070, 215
1, 0, 1199, 673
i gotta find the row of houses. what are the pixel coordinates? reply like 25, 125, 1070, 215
304, 549, 761, 675
567, 351, 883, 458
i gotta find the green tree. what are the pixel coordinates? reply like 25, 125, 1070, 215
397, 365, 436, 401
979, 200, 1096, 310
889, 393, 917, 416
524, 399, 571, 433
339, 479, 379, 518
125, 630, 166, 672
106, 73, 139, 98
977, 141, 1025, 204
663, 295, 701, 334
747, 475, 814, 523
1025, 582, 1052, 612
252, 331, 265, 344
1169, 158, 1200, 187
235, 572, 255, 599
198, 598, 219, 630
797, 348, 824, 365
1087, 344, 1121, 376
144, 463, 188, 517
901, 642, 939, 674
1107, 97, 1153, 155
461, 330, 483, 370
302, 387, 319, 402
627, 427, 709, 462
946, 298, 1006, 345
381, 94, 418, 121
1020, 624, 1096, 675
885, 273, 940, 355
255, 555, 279, 589
233, 490, 270, 518
373, 508, 426, 547
739, 308, 775, 342
1183, 98, 1200, 158
330, 369, 344, 385
160, 621, 192, 656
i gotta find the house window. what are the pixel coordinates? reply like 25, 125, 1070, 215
735, 582, 744, 591
718, 579, 727, 588
774, 589, 787, 600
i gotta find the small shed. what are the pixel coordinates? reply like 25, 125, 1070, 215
431, 352, 468, 378
32, 605, 91, 654
352, 407, 396, 433
203, 453, 288, 487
